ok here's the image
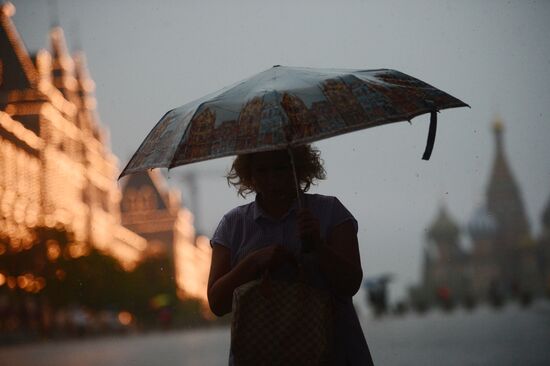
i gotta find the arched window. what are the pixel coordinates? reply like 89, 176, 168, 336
122, 188, 138, 212
139, 186, 156, 211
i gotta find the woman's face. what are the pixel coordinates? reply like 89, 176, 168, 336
250, 150, 296, 200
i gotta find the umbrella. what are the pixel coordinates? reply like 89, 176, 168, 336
119, 66, 468, 201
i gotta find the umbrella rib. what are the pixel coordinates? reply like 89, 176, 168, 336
118, 109, 174, 178
320, 75, 357, 127
167, 102, 208, 170
273, 89, 294, 145
250, 88, 291, 147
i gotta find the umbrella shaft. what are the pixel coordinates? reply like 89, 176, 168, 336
287, 147, 302, 209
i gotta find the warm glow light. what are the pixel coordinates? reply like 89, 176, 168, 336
118, 311, 132, 326
68, 244, 80, 258
47, 240, 61, 260
22, 240, 33, 250
17, 275, 29, 289
10, 238, 21, 250
7, 276, 16, 289
36, 277, 46, 290
45, 216, 55, 228
65, 243, 89, 258
0, 112, 43, 149
0, 273, 5, 286
55, 269, 66, 280
0, 16, 152, 285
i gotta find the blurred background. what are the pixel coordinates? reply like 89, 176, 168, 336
1, 0, 549, 365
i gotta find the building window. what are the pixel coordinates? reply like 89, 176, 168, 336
139, 186, 156, 211
122, 188, 138, 212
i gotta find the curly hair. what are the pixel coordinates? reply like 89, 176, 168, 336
226, 145, 326, 197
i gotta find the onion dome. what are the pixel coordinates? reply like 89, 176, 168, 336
468, 206, 497, 241
427, 205, 460, 243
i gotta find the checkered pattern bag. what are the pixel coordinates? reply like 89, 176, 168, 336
231, 270, 333, 366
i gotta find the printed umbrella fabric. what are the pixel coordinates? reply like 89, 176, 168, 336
119, 66, 468, 178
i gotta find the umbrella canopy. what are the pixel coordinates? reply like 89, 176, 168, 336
120, 66, 468, 178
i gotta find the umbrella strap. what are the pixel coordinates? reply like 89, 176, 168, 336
287, 147, 303, 209
422, 110, 437, 160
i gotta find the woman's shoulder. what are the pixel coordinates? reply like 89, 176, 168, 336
304, 193, 341, 207
212, 202, 253, 245
305, 193, 356, 224
221, 201, 254, 221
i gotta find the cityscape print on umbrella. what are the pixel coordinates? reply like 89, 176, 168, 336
122, 67, 467, 176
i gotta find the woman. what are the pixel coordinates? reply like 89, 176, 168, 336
208, 145, 374, 365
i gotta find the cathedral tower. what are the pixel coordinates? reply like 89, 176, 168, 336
486, 118, 530, 245
485, 118, 531, 289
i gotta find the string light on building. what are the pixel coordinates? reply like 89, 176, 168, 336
1, 1, 146, 272
1, 2, 211, 327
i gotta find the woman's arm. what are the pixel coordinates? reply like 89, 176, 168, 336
207, 245, 256, 316
317, 220, 363, 296
298, 210, 363, 297
207, 243, 294, 316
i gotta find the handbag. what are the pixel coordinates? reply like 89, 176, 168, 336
231, 262, 334, 366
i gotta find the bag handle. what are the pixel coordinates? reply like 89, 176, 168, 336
259, 257, 307, 299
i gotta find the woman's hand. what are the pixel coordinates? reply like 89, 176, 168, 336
208, 243, 294, 316
245, 244, 296, 275
297, 208, 322, 252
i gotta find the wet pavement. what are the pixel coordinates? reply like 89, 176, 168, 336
1, 301, 549, 366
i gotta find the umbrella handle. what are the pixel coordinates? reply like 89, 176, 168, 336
422, 107, 438, 160
287, 147, 303, 209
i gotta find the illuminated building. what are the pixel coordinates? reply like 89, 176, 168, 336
1, 3, 211, 308
120, 170, 211, 304
0, 2, 145, 276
